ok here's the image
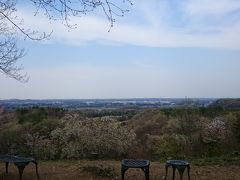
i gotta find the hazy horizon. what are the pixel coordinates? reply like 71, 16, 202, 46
0, 97, 232, 101
1, 0, 240, 99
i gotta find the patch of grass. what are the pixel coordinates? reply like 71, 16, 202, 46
191, 156, 240, 166
81, 163, 117, 178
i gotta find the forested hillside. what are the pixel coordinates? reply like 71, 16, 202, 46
0, 106, 239, 162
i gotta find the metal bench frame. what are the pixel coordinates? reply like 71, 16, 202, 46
0, 155, 40, 180
121, 159, 150, 180
165, 160, 191, 180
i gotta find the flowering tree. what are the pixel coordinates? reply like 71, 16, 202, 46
25, 114, 136, 159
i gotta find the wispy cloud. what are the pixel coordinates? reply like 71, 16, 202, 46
183, 0, 240, 15
17, 0, 240, 49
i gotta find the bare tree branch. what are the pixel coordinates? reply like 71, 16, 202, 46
0, 37, 29, 82
0, 0, 132, 82
30, 0, 133, 29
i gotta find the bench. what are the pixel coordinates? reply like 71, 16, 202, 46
165, 160, 190, 180
0, 155, 40, 180
121, 159, 150, 180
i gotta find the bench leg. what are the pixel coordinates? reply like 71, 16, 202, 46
187, 165, 191, 180
17, 165, 26, 180
33, 161, 40, 179
172, 167, 176, 180
14, 162, 29, 180
177, 167, 186, 180
122, 165, 150, 180
5, 162, 9, 174
140, 166, 150, 180
121, 166, 128, 180
165, 164, 170, 180
144, 166, 149, 180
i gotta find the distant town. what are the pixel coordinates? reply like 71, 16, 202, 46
0, 98, 216, 110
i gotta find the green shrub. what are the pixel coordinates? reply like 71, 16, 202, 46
81, 163, 116, 178
146, 134, 187, 160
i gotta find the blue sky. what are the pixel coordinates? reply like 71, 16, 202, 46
1, 0, 240, 99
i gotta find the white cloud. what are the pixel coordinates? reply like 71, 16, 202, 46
16, 1, 240, 49
183, 0, 240, 15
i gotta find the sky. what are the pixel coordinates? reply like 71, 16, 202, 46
1, 0, 240, 99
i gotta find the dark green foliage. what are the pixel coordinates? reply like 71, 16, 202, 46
16, 107, 65, 124
32, 118, 62, 137
0, 125, 30, 155
160, 107, 227, 118
199, 107, 226, 118
17, 108, 47, 124
79, 109, 138, 121
210, 98, 240, 109
0, 107, 64, 157
147, 134, 187, 160
230, 112, 240, 144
